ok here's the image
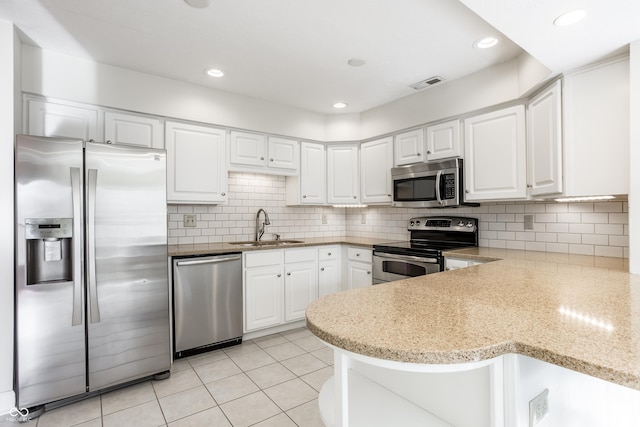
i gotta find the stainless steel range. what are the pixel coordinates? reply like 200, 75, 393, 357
373, 216, 478, 284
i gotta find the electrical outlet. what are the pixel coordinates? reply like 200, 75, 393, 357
183, 214, 197, 227
529, 389, 549, 426
524, 214, 534, 230
360, 213, 366, 224
322, 214, 327, 224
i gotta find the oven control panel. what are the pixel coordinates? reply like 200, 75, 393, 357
408, 216, 477, 232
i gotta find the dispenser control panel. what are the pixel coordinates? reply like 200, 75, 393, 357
25, 218, 73, 239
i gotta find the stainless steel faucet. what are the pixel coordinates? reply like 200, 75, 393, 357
255, 208, 271, 241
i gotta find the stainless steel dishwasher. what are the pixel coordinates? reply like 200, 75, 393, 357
172, 253, 242, 358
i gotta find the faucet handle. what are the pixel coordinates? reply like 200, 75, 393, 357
272, 233, 281, 241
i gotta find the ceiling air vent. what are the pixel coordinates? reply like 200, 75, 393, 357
410, 76, 445, 90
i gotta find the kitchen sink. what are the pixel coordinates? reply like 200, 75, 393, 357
229, 240, 304, 247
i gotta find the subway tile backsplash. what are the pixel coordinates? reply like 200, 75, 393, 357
168, 173, 629, 258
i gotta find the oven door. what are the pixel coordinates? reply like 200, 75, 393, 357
372, 252, 441, 284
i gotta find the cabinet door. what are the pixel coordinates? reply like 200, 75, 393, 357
165, 121, 227, 204
527, 80, 562, 196
229, 131, 267, 168
244, 265, 284, 332
268, 136, 299, 172
26, 98, 101, 141
318, 259, 340, 298
464, 105, 527, 201
361, 137, 393, 204
426, 119, 461, 161
394, 128, 425, 166
299, 142, 326, 204
348, 261, 372, 289
284, 261, 318, 322
327, 144, 359, 204
104, 111, 164, 149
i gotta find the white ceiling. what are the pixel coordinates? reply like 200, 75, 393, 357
1, 0, 639, 115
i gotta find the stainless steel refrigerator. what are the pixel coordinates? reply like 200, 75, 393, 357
15, 134, 171, 409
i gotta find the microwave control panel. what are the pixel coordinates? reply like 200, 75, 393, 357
443, 173, 455, 199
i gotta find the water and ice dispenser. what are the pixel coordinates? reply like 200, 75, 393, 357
25, 218, 74, 285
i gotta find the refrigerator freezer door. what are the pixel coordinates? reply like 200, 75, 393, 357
15, 135, 86, 407
85, 142, 170, 391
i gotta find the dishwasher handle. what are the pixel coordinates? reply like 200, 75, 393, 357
176, 255, 241, 267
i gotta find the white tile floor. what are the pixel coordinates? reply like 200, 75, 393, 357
3, 328, 332, 427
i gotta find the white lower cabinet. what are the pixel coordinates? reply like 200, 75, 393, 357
284, 249, 318, 322
244, 250, 284, 332
318, 246, 341, 297
346, 247, 372, 289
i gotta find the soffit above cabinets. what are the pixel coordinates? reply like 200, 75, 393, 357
1, 0, 639, 115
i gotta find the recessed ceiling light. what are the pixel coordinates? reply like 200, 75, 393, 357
347, 58, 366, 67
474, 36, 499, 49
205, 68, 224, 78
185, 0, 211, 8
553, 9, 587, 26
333, 102, 347, 109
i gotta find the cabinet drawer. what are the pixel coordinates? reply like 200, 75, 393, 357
347, 247, 372, 262
318, 246, 340, 261
285, 248, 317, 263
244, 250, 283, 268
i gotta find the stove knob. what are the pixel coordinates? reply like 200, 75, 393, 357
409, 221, 415, 226
415, 220, 421, 226
458, 221, 465, 227
466, 221, 474, 228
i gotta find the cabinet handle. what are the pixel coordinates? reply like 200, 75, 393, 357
260, 156, 265, 160
417, 152, 421, 156
303, 195, 307, 198
320, 267, 325, 271
427, 150, 431, 154
527, 184, 533, 188
328, 252, 331, 256
287, 272, 291, 276
367, 271, 371, 275
277, 274, 281, 277
356, 253, 360, 257
353, 196, 356, 199
270, 158, 274, 162
106, 140, 113, 144
221, 192, 226, 196
465, 190, 469, 194
387, 194, 391, 197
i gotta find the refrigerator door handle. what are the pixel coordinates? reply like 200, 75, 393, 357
71, 167, 83, 326
87, 168, 101, 324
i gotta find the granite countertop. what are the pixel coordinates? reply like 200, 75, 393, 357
306, 250, 639, 390
168, 236, 387, 256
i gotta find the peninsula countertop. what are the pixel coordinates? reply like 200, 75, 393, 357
306, 250, 639, 390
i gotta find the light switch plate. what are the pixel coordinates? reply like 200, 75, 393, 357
524, 214, 534, 230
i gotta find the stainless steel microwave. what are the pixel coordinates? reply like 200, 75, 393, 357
391, 158, 475, 208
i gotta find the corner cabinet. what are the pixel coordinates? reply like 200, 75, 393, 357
463, 105, 527, 201
360, 137, 393, 204
526, 80, 563, 196
229, 131, 299, 175
165, 121, 228, 204
327, 144, 360, 204
286, 141, 326, 205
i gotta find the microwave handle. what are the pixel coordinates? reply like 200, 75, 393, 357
435, 170, 443, 206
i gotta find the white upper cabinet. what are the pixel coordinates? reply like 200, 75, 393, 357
286, 141, 326, 205
425, 119, 462, 161
360, 137, 393, 204
268, 136, 299, 172
327, 144, 360, 204
229, 131, 298, 175
526, 80, 563, 196
394, 128, 425, 166
26, 96, 102, 141
104, 111, 164, 149
229, 130, 266, 167
464, 105, 527, 201
561, 55, 629, 198
165, 121, 227, 204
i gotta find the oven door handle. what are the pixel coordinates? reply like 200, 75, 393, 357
435, 169, 443, 206
375, 252, 439, 264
